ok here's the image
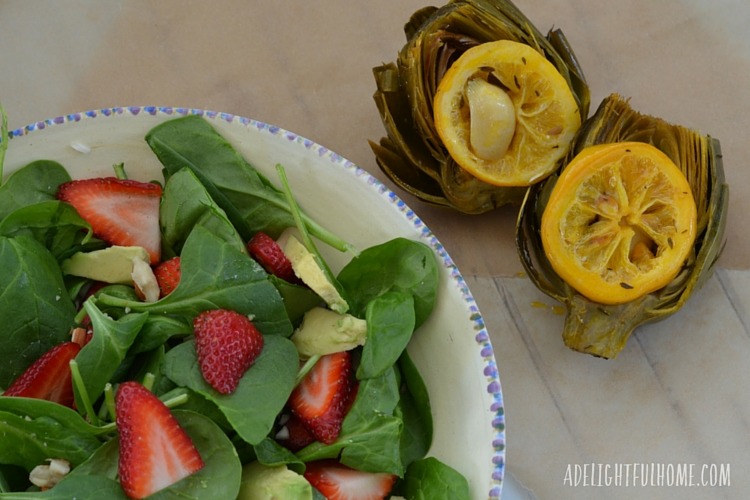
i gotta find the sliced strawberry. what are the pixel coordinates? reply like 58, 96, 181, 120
154, 256, 181, 297
193, 309, 265, 395
247, 231, 300, 283
116, 381, 204, 499
276, 413, 316, 452
57, 177, 162, 264
303, 460, 397, 500
288, 351, 357, 444
3, 342, 81, 408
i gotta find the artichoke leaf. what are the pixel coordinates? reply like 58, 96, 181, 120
517, 93, 729, 359
545, 28, 591, 118
370, 137, 452, 207
372, 62, 443, 181
404, 6, 440, 41
441, 157, 526, 214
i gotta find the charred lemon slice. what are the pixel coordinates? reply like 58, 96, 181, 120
541, 142, 697, 305
433, 40, 581, 186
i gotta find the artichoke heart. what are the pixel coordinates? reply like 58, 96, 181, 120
370, 0, 590, 214
516, 93, 729, 359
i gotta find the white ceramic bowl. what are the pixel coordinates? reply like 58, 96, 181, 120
4, 107, 505, 498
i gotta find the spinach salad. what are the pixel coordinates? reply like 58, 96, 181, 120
0, 114, 471, 499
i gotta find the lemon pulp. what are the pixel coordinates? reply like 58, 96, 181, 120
433, 39, 581, 187
540, 142, 697, 305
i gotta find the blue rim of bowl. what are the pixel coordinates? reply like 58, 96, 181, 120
8, 105, 506, 497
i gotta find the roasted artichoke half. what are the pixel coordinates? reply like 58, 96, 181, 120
370, 0, 590, 214
517, 93, 729, 359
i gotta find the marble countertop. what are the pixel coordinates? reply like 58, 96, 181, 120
1, 1, 748, 498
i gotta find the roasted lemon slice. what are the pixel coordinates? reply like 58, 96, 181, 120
541, 142, 697, 305
433, 40, 581, 187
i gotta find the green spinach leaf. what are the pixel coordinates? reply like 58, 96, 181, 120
252, 438, 305, 474
97, 225, 292, 337
128, 314, 192, 354
358, 291, 415, 380
68, 410, 242, 499
0, 474, 127, 499
400, 457, 470, 500
268, 275, 323, 325
0, 161, 71, 221
0, 236, 76, 386
298, 367, 404, 476
0, 397, 106, 437
396, 351, 433, 467
337, 238, 438, 328
73, 300, 148, 408
0, 201, 93, 260
0, 408, 103, 471
163, 335, 298, 446
145, 114, 347, 251
159, 167, 245, 257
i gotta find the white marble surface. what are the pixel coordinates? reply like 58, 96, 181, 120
1, 1, 748, 498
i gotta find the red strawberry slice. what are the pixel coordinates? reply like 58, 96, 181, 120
247, 231, 300, 283
57, 177, 162, 264
116, 381, 204, 499
3, 342, 82, 408
288, 351, 357, 444
276, 413, 316, 452
303, 460, 397, 500
154, 256, 181, 297
193, 309, 265, 395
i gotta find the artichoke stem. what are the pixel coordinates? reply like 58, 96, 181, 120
466, 78, 516, 161
561, 292, 660, 359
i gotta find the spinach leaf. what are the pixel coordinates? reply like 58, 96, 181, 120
298, 367, 404, 476
337, 238, 438, 328
159, 387, 232, 432
128, 314, 192, 354
163, 335, 298, 446
73, 300, 148, 408
253, 438, 305, 474
396, 351, 433, 467
154, 411, 242, 499
399, 457, 470, 500
0, 235, 76, 386
0, 474, 127, 499
268, 275, 323, 325
124, 345, 173, 397
68, 410, 242, 500
0, 408, 102, 470
357, 291, 415, 380
0, 397, 106, 437
0, 201, 94, 260
97, 225, 292, 337
145, 114, 348, 251
159, 167, 245, 257
0, 160, 71, 221
0, 397, 108, 480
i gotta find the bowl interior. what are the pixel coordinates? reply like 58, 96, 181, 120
4, 107, 505, 498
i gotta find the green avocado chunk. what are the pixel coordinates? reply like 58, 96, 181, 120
237, 461, 312, 500
61, 245, 150, 284
291, 306, 367, 358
